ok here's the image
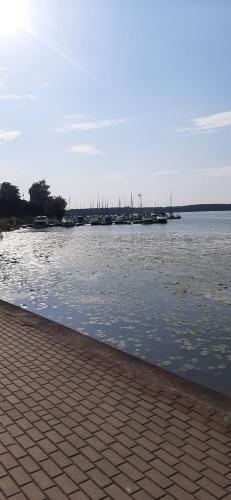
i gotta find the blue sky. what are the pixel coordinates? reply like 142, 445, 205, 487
0, 0, 231, 207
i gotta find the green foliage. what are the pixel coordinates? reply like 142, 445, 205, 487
29, 180, 51, 215
41, 196, 67, 220
28, 180, 67, 219
0, 182, 21, 217
0, 218, 11, 231
0, 179, 67, 221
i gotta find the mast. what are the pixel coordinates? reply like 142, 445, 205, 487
170, 192, 173, 213
130, 192, 133, 210
118, 196, 121, 215
138, 193, 142, 214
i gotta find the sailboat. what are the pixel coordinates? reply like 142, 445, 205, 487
62, 196, 75, 227
167, 193, 181, 220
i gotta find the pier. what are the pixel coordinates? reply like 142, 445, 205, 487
0, 300, 230, 499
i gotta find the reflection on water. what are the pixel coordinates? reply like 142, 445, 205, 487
0, 211, 230, 395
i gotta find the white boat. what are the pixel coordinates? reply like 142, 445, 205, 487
33, 216, 49, 228
156, 213, 168, 223
114, 215, 125, 224
62, 218, 75, 228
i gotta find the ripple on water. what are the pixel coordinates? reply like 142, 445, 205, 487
0, 213, 230, 395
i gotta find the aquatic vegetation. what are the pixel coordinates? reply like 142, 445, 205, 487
0, 212, 230, 395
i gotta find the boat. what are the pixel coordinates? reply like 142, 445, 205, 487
102, 215, 113, 225
131, 213, 142, 224
33, 216, 49, 228
114, 215, 125, 224
90, 216, 102, 225
167, 192, 181, 219
62, 218, 75, 228
76, 215, 85, 226
156, 213, 168, 223
142, 216, 154, 224
167, 213, 182, 220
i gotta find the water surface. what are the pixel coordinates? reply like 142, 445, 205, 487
0, 211, 230, 395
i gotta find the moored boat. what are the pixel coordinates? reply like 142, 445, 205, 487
167, 213, 182, 220
102, 215, 113, 225
62, 218, 75, 227
76, 215, 85, 226
142, 216, 154, 224
156, 213, 168, 223
33, 216, 49, 229
90, 216, 102, 225
114, 215, 125, 224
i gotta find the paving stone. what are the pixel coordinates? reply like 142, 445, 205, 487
0, 302, 230, 500
55, 473, 78, 494
87, 467, 112, 488
138, 477, 165, 498
0, 475, 20, 496
9, 465, 31, 486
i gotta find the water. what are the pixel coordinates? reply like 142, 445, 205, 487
0, 211, 230, 395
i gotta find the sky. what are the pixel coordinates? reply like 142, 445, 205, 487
0, 0, 231, 208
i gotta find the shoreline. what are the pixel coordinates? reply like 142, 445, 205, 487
1, 299, 230, 418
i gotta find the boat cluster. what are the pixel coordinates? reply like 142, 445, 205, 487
33, 212, 181, 228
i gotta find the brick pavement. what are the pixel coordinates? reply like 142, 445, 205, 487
0, 300, 230, 500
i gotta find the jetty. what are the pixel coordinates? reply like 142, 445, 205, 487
0, 300, 230, 499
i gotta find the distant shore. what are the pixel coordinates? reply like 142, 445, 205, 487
68, 203, 231, 217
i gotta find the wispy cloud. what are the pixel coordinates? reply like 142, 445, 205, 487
198, 166, 231, 177
155, 170, 180, 176
178, 111, 231, 135
33, 77, 49, 90
69, 144, 101, 155
0, 130, 21, 142
0, 94, 35, 101
55, 118, 128, 133
194, 111, 231, 131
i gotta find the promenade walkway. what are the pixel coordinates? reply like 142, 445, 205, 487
0, 300, 230, 500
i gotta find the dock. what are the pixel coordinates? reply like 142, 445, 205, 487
0, 300, 230, 499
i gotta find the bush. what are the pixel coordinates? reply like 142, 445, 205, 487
0, 218, 11, 231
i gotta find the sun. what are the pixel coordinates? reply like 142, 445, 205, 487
0, 0, 29, 36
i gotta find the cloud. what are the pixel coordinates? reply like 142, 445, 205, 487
198, 166, 231, 177
0, 130, 21, 142
69, 144, 101, 155
33, 77, 49, 90
0, 94, 35, 101
55, 118, 128, 133
178, 111, 231, 135
155, 170, 180, 176
193, 111, 231, 130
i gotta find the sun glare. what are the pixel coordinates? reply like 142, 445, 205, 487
0, 0, 29, 36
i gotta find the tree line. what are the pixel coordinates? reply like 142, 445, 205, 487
0, 180, 67, 220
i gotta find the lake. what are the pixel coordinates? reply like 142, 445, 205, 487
0, 211, 230, 395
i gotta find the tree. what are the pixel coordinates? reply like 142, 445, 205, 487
0, 182, 21, 216
52, 196, 67, 220
29, 180, 50, 215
